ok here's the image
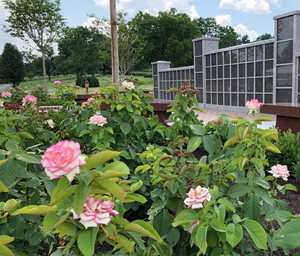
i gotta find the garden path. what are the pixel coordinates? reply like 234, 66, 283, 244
0, 84, 12, 93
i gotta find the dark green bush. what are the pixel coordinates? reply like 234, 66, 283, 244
31, 87, 49, 102
266, 129, 300, 175
76, 76, 100, 88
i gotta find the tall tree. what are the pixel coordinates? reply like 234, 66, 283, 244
3, 0, 65, 92
0, 43, 25, 87
32, 48, 56, 81
256, 33, 273, 41
58, 26, 105, 78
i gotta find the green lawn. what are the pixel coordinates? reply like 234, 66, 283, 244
17, 74, 153, 95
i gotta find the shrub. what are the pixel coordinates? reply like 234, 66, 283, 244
76, 76, 100, 88
31, 86, 49, 102
127, 71, 152, 78
266, 129, 300, 174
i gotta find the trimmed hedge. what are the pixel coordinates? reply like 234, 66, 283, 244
76, 76, 100, 88
126, 71, 152, 78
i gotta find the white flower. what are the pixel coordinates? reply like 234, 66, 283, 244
122, 81, 135, 90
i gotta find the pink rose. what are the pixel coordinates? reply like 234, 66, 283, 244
246, 99, 264, 111
53, 80, 61, 85
90, 114, 107, 126
269, 164, 289, 181
93, 89, 101, 94
184, 186, 212, 209
41, 141, 86, 182
70, 195, 119, 229
0, 99, 4, 107
87, 97, 95, 103
24, 95, 37, 102
1, 91, 12, 98
81, 101, 89, 106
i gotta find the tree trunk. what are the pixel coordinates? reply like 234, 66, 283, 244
78, 69, 83, 78
48, 73, 51, 81
42, 50, 48, 94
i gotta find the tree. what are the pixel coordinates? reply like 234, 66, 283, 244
32, 48, 56, 81
58, 26, 105, 78
131, 8, 200, 68
0, 43, 25, 87
3, 0, 65, 92
238, 35, 251, 45
256, 33, 273, 41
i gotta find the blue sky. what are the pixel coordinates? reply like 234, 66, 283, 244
0, 0, 299, 55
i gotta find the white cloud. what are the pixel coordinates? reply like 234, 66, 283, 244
219, 0, 281, 14
83, 17, 97, 28
234, 23, 259, 41
215, 14, 232, 26
95, 0, 200, 20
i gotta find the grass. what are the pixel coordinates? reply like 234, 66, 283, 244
17, 74, 153, 95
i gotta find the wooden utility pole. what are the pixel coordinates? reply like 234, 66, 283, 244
110, 0, 120, 91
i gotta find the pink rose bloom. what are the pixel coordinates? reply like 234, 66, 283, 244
81, 101, 89, 106
24, 95, 37, 103
53, 80, 61, 85
184, 186, 212, 209
41, 141, 86, 182
1, 91, 12, 98
0, 99, 4, 107
246, 99, 264, 111
70, 195, 119, 229
269, 164, 289, 181
87, 97, 95, 103
90, 114, 107, 126
93, 89, 101, 94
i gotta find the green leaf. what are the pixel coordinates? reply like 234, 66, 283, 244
283, 184, 297, 192
56, 222, 77, 236
125, 221, 162, 242
3, 199, 19, 212
85, 150, 121, 171
0, 159, 19, 186
17, 131, 34, 139
266, 211, 293, 221
80, 172, 94, 186
187, 136, 202, 153
78, 227, 98, 256
273, 218, 300, 249
12, 205, 54, 216
73, 181, 91, 215
153, 210, 172, 236
190, 124, 206, 136
130, 180, 143, 193
203, 134, 218, 155
255, 116, 274, 122
0, 235, 14, 245
215, 204, 226, 225
50, 176, 74, 205
254, 186, 272, 205
43, 211, 60, 234
243, 194, 260, 221
120, 123, 131, 135
101, 161, 130, 175
253, 177, 270, 189
218, 198, 236, 213
250, 158, 264, 170
195, 225, 208, 254
0, 244, 14, 256
125, 194, 147, 203
15, 153, 41, 164
226, 223, 243, 248
228, 183, 251, 198
243, 220, 267, 249
172, 210, 198, 227
210, 219, 227, 232
95, 178, 125, 201
114, 234, 133, 252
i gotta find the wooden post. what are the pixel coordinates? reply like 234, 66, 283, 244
110, 0, 120, 91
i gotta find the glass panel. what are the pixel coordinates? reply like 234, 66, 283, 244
195, 41, 202, 56
224, 66, 230, 78
247, 47, 254, 61
299, 77, 300, 93
153, 64, 158, 75
277, 16, 294, 41
232, 94, 237, 106
255, 78, 263, 92
206, 80, 211, 91
206, 68, 210, 79
247, 78, 254, 92
232, 79, 237, 92
212, 80, 217, 91
256, 62, 263, 76
154, 77, 158, 87
225, 93, 230, 105
212, 54, 216, 66
256, 45, 263, 61
206, 55, 210, 66
218, 52, 223, 65
239, 64, 245, 77
265, 78, 273, 92
224, 51, 230, 64
206, 93, 211, 104
212, 67, 216, 79
218, 80, 223, 92
154, 90, 158, 98
218, 93, 223, 105
265, 94, 273, 103
239, 79, 245, 92
218, 66, 223, 78
247, 94, 254, 101
276, 89, 292, 102
277, 40, 293, 64
196, 90, 203, 103
239, 94, 245, 106
239, 49, 245, 63
265, 43, 274, 59
276, 65, 292, 87
256, 94, 263, 102
212, 93, 217, 104
190, 70, 194, 79
231, 65, 237, 78
231, 50, 237, 63
225, 80, 230, 92
299, 58, 300, 74
265, 61, 273, 76
170, 72, 173, 80
247, 63, 254, 77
